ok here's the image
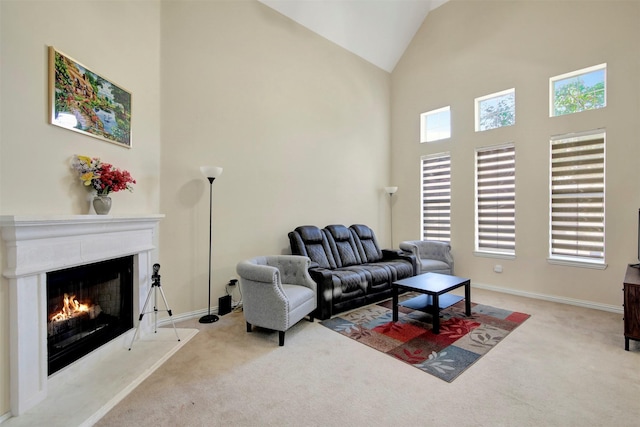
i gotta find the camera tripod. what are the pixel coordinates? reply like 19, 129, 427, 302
128, 263, 180, 350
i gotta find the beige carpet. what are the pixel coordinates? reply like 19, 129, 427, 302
96, 288, 640, 426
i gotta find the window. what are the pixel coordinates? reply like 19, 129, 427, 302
421, 153, 451, 242
475, 88, 515, 132
550, 64, 606, 117
550, 130, 605, 266
420, 106, 451, 143
475, 144, 516, 256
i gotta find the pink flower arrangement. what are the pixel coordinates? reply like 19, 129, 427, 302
72, 155, 136, 196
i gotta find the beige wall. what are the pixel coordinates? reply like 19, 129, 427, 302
391, 0, 640, 307
156, 0, 391, 316
0, 0, 390, 417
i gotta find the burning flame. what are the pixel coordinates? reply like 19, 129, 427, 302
50, 293, 90, 322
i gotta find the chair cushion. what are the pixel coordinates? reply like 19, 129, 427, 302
420, 259, 451, 272
282, 284, 315, 307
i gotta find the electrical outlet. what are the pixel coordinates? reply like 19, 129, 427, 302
228, 278, 238, 286
494, 264, 503, 273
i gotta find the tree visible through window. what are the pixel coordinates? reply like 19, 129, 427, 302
475, 89, 515, 132
551, 64, 606, 117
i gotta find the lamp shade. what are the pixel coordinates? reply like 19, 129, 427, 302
200, 166, 223, 179
384, 186, 398, 194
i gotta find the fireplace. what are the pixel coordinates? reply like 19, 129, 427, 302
47, 256, 134, 375
1, 214, 163, 416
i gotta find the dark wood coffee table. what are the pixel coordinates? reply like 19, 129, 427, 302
392, 272, 471, 334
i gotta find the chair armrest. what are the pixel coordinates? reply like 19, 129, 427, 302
236, 259, 278, 284
400, 240, 454, 271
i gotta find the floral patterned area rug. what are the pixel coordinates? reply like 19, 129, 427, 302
320, 295, 530, 382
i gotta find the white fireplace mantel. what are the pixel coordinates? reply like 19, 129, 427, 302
0, 214, 164, 416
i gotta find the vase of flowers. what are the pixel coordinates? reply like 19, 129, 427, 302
72, 155, 136, 215
92, 194, 112, 215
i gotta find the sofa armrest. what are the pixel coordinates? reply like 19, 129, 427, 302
382, 249, 418, 275
307, 266, 335, 320
382, 249, 402, 257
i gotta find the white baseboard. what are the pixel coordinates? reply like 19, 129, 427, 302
155, 304, 242, 327
159, 286, 621, 328
471, 282, 623, 314
154, 307, 213, 326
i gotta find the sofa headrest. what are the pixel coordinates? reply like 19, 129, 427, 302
325, 224, 351, 241
295, 225, 324, 243
350, 224, 373, 239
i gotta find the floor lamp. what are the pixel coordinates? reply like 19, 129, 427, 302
200, 165, 223, 324
384, 186, 398, 248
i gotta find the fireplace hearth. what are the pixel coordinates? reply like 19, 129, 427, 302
47, 256, 134, 375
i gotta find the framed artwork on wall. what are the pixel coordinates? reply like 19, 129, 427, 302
48, 46, 132, 148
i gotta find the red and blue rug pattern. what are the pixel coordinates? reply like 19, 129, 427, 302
320, 296, 530, 382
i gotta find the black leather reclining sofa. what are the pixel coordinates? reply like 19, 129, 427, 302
288, 224, 417, 320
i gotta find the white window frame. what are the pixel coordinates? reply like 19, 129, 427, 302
420, 106, 451, 143
474, 143, 516, 258
475, 88, 516, 132
549, 129, 606, 269
421, 152, 451, 242
550, 63, 607, 117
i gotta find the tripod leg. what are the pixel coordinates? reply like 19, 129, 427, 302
153, 283, 158, 334
157, 285, 181, 342
128, 282, 156, 350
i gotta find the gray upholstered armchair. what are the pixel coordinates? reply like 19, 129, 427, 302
236, 255, 317, 346
399, 240, 454, 275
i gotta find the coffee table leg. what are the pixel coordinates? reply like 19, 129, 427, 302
465, 281, 471, 316
432, 293, 440, 334
392, 285, 399, 322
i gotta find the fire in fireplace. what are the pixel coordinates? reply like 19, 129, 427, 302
46, 256, 134, 375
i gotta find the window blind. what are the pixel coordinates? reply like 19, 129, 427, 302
550, 133, 605, 262
421, 153, 451, 242
476, 144, 516, 254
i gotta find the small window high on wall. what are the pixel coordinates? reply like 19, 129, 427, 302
420, 106, 451, 143
475, 88, 515, 132
550, 64, 606, 117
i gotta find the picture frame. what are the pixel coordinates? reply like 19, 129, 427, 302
48, 46, 132, 148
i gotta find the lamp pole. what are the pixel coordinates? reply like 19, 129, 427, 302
200, 166, 223, 324
384, 186, 398, 248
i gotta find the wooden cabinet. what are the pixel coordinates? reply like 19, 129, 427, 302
623, 265, 640, 351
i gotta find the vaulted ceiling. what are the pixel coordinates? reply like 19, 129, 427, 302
258, 0, 449, 72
